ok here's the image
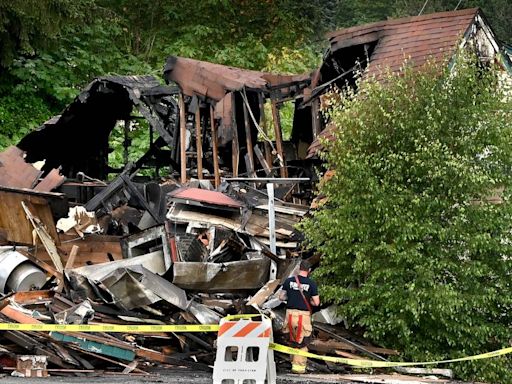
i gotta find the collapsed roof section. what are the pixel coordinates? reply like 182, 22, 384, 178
307, 7, 511, 158
163, 56, 317, 188
18, 75, 180, 180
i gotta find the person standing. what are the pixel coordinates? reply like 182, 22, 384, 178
279, 259, 320, 374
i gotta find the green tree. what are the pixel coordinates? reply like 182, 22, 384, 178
0, 0, 95, 68
301, 56, 512, 382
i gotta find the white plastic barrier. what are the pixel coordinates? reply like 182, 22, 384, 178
213, 316, 276, 384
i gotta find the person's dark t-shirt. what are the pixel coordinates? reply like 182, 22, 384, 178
282, 275, 318, 311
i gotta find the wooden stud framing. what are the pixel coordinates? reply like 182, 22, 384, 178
242, 96, 255, 177
178, 94, 187, 183
311, 98, 321, 138
231, 93, 239, 177
195, 107, 203, 179
271, 100, 288, 178
210, 105, 221, 188
258, 93, 273, 168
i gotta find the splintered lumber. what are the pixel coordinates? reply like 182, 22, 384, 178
65, 245, 79, 270
21, 201, 64, 272
16, 247, 63, 282
309, 339, 399, 356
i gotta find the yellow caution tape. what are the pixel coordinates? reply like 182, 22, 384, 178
1, 320, 511, 368
270, 342, 512, 368
0, 323, 219, 333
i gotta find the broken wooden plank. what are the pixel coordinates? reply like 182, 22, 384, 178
247, 279, 280, 307
65, 245, 79, 270
34, 168, 65, 192
0, 146, 42, 189
254, 145, 271, 176
13, 290, 54, 305
21, 201, 64, 272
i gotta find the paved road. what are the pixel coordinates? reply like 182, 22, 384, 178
0, 371, 332, 384
0, 371, 473, 384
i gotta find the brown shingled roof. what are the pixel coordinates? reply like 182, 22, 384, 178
328, 8, 479, 79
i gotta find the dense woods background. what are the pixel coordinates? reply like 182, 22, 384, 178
0, 0, 510, 149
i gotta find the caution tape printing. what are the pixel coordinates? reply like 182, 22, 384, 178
0, 323, 219, 333
1, 320, 511, 367
269, 342, 512, 368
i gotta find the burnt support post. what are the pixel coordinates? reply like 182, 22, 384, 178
311, 98, 321, 138
267, 183, 277, 280
258, 93, 273, 169
242, 95, 255, 178
210, 105, 221, 189
271, 100, 288, 178
231, 93, 239, 177
195, 107, 203, 179
179, 94, 187, 183
123, 120, 130, 166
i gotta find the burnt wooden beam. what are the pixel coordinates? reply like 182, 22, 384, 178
195, 107, 203, 179
242, 96, 255, 178
254, 145, 271, 176
179, 93, 187, 183
210, 105, 221, 188
270, 100, 288, 178
231, 93, 239, 177
258, 93, 273, 169
311, 98, 321, 138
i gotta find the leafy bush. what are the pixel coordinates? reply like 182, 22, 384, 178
300, 55, 512, 382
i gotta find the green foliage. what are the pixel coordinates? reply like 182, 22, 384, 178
0, 90, 56, 148
0, 0, 95, 67
301, 56, 512, 382
0, 0, 326, 151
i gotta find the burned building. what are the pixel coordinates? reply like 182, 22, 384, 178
307, 7, 512, 158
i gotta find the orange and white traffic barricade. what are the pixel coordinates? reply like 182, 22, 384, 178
213, 315, 276, 384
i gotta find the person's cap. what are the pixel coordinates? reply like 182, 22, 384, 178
299, 259, 311, 271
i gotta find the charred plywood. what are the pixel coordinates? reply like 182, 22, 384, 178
35, 234, 123, 268
0, 146, 42, 189
0, 186, 66, 245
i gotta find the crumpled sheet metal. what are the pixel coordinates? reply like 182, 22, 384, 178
172, 258, 271, 291
69, 250, 167, 281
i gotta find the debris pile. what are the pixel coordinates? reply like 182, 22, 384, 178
0, 142, 400, 378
